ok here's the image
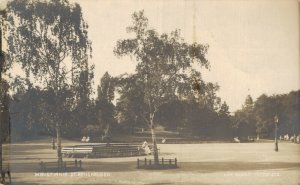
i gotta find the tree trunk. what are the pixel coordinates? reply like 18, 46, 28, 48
0, 116, 2, 183
54, 81, 63, 167
56, 124, 63, 167
150, 114, 159, 165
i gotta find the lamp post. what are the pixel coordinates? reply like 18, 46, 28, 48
274, 115, 279, 152
0, 7, 6, 183
0, 9, 4, 182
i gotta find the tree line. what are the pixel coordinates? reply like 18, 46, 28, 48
233, 92, 300, 139
5, 75, 299, 142
0, 0, 299, 168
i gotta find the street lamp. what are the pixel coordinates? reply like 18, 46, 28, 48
0, 7, 6, 184
274, 115, 279, 152
0, 9, 4, 182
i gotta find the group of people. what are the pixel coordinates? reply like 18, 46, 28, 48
81, 136, 90, 142
279, 134, 300, 143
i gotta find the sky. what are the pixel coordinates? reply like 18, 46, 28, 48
1, 0, 299, 112
74, 0, 299, 111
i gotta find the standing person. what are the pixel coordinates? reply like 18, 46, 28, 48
52, 137, 55, 149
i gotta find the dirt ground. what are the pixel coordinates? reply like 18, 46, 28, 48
2, 139, 300, 185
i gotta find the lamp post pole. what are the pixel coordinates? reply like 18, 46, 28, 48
274, 115, 279, 152
0, 8, 6, 183
0, 10, 4, 181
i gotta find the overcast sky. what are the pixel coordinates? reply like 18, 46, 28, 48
74, 0, 299, 111
2, 0, 299, 112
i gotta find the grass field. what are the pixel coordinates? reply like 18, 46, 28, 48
2, 139, 300, 185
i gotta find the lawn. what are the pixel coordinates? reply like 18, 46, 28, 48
2, 139, 300, 185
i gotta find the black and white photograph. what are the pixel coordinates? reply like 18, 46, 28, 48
0, 0, 299, 184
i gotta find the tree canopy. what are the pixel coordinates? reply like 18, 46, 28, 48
6, 0, 92, 165
6, 0, 92, 90
114, 10, 211, 164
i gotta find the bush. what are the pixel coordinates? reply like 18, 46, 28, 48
82, 124, 103, 137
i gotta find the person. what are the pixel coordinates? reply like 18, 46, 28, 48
296, 135, 300, 143
86, 136, 90, 142
81, 136, 86, 142
142, 141, 151, 155
290, 135, 295, 142
234, 137, 240, 143
52, 137, 55, 149
162, 137, 166, 144
142, 141, 148, 148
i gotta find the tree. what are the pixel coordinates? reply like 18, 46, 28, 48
115, 74, 147, 134
279, 91, 300, 136
96, 72, 115, 142
232, 95, 256, 138
114, 11, 209, 164
253, 92, 300, 138
218, 101, 230, 116
0, 9, 9, 181
0, 79, 9, 180
6, 0, 92, 165
244, 95, 254, 110
71, 68, 94, 136
199, 82, 221, 110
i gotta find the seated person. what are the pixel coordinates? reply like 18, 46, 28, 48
234, 137, 240, 143
81, 136, 86, 142
86, 136, 90, 142
141, 141, 151, 155
142, 141, 148, 148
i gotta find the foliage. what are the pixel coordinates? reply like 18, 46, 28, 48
114, 10, 210, 126
233, 91, 300, 138
114, 10, 214, 163
6, 0, 92, 163
115, 74, 148, 133
95, 72, 116, 137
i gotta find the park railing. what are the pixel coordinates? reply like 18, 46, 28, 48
137, 157, 178, 169
40, 159, 82, 172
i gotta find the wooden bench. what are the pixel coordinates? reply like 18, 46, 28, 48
92, 147, 143, 158
62, 143, 158, 158
62, 146, 93, 158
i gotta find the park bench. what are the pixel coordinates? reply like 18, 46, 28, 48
91, 145, 143, 158
62, 143, 157, 158
62, 146, 93, 158
39, 159, 82, 172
